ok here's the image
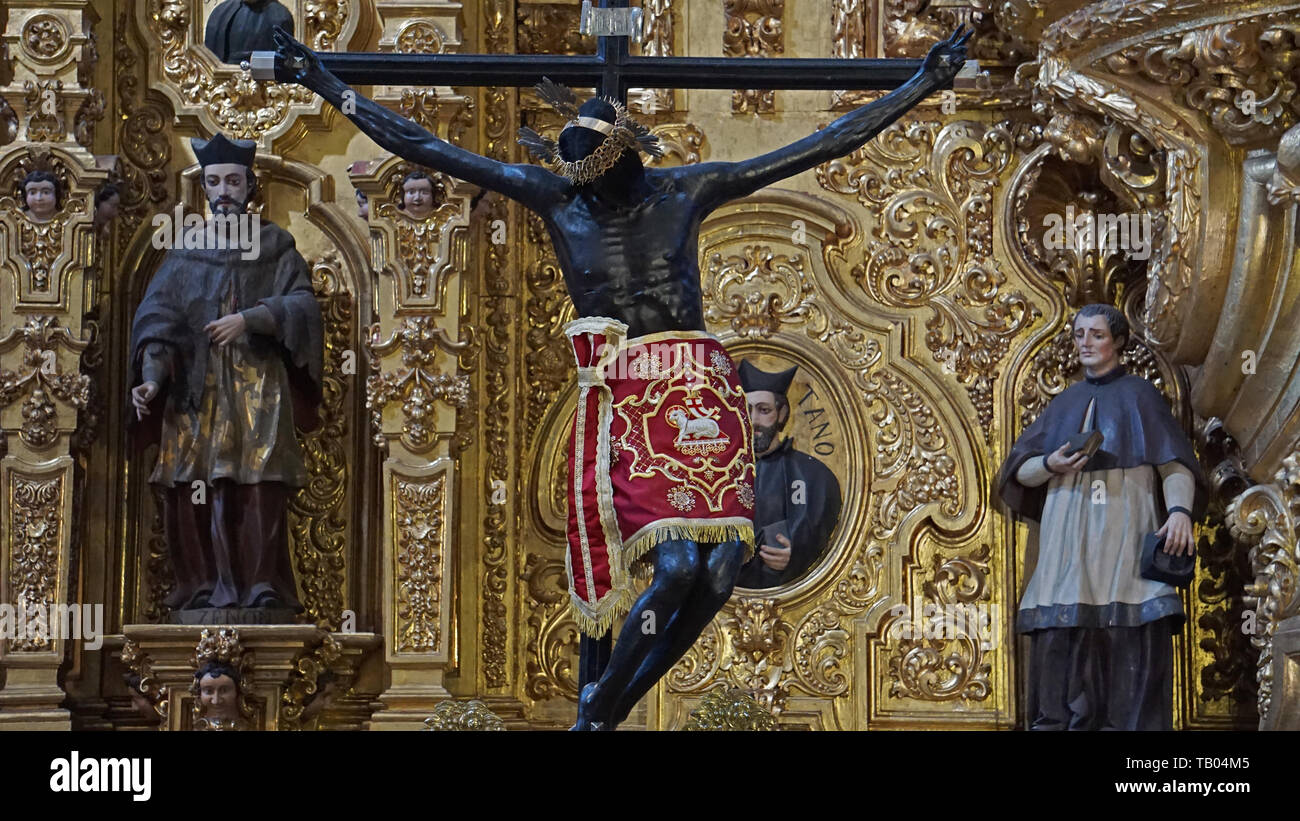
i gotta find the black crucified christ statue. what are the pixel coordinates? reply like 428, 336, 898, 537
263, 11, 969, 730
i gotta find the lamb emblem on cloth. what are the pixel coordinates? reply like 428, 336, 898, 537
665, 394, 730, 456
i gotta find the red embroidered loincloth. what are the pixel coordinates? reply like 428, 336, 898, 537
564, 317, 755, 636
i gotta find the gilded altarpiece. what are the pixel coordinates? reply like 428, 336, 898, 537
0, 0, 1284, 730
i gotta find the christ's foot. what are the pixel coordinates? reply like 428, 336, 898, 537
570, 682, 613, 731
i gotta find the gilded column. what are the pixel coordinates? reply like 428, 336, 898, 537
0, 0, 107, 728
353, 155, 473, 728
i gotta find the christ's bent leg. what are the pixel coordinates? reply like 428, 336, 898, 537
576, 540, 701, 728
607, 539, 745, 726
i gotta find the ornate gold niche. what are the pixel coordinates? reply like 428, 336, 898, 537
0, 0, 1290, 732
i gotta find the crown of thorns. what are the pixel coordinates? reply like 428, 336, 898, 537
517, 78, 664, 185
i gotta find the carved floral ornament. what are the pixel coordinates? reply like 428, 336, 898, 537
1226, 451, 1300, 727
394, 473, 446, 654
365, 317, 471, 452
7, 472, 65, 652
0, 316, 91, 449
396, 21, 446, 54
21, 14, 70, 62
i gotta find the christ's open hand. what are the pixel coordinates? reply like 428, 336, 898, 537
272, 26, 324, 88
205, 313, 247, 347
921, 26, 973, 85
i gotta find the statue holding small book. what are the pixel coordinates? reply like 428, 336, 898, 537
997, 303, 1208, 730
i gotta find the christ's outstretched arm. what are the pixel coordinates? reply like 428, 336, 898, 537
271, 28, 567, 211
680, 27, 972, 211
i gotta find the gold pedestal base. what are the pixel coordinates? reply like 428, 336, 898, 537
0, 668, 70, 729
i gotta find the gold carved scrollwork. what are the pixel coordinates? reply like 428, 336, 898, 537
143, 487, 174, 623
73, 88, 105, 150
523, 553, 580, 701
365, 316, 471, 453
120, 639, 169, 721
818, 119, 1039, 439
667, 619, 723, 692
394, 475, 446, 654
21, 79, 66, 143
723, 0, 784, 114
1010, 119, 1154, 309
886, 546, 993, 701
396, 21, 446, 55
724, 598, 794, 713
832, 0, 873, 109
113, 9, 172, 260
376, 191, 463, 307
631, 0, 675, 114
1102, 13, 1300, 145
646, 123, 704, 167
288, 256, 353, 629
6, 473, 64, 651
523, 211, 576, 440
304, 0, 351, 51
481, 0, 515, 691
703, 245, 814, 339
424, 699, 507, 730
0, 316, 91, 450
399, 88, 440, 132
1039, 0, 1213, 57
279, 634, 342, 729
683, 687, 777, 730
146, 0, 315, 141
517, 4, 590, 56
14, 209, 64, 294
1226, 453, 1300, 725
1034, 54, 1204, 349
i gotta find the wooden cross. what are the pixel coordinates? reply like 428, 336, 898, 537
262, 0, 933, 104
259, 0, 952, 702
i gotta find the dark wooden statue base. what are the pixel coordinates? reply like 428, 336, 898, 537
169, 607, 300, 625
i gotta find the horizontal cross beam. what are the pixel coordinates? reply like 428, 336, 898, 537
272, 54, 929, 92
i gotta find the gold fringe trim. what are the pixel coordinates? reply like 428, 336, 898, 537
568, 519, 756, 638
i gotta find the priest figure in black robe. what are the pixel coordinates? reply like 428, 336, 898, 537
737, 360, 843, 588
996, 303, 1207, 730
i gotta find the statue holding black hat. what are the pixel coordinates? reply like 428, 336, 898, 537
128, 133, 323, 624
737, 360, 843, 589
996, 303, 1207, 730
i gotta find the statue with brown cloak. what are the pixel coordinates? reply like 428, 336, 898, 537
128, 134, 323, 622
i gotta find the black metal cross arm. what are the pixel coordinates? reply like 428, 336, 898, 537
267, 53, 928, 95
